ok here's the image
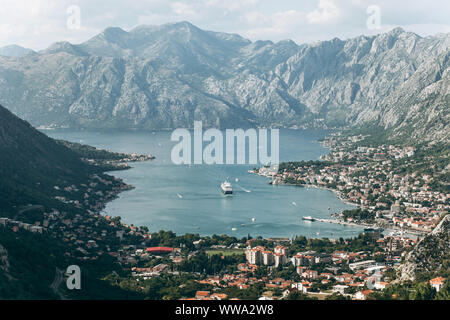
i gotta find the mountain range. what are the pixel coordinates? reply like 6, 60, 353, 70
0, 44, 34, 57
0, 22, 448, 142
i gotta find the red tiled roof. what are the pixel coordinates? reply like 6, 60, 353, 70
146, 247, 173, 253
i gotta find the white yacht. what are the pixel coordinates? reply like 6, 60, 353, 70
221, 180, 233, 195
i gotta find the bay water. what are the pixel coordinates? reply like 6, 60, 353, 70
46, 129, 364, 239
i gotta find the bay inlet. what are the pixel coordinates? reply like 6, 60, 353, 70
45, 129, 364, 239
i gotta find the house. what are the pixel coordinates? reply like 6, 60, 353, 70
320, 273, 334, 280
332, 285, 349, 295
282, 289, 292, 299
291, 282, 310, 293
374, 282, 389, 290
429, 277, 445, 292
355, 290, 373, 300
195, 291, 210, 300
210, 293, 228, 300
302, 270, 318, 279
152, 264, 169, 273
315, 253, 332, 264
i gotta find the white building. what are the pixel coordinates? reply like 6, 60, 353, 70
274, 253, 287, 267
349, 260, 376, 271
262, 251, 274, 266
246, 246, 264, 265
332, 285, 349, 294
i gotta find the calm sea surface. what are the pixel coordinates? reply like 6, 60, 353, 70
46, 129, 363, 239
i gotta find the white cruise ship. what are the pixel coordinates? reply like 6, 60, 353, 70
221, 181, 233, 195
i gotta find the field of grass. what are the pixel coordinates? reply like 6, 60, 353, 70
205, 249, 245, 257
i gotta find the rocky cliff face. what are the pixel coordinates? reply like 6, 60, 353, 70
0, 22, 448, 142
396, 215, 450, 281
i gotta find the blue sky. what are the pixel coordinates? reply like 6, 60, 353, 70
1, 0, 449, 50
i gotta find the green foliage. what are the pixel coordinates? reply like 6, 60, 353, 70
179, 252, 245, 274
341, 208, 376, 223
409, 282, 437, 300
0, 226, 139, 300
436, 280, 450, 300
57, 140, 132, 161
326, 292, 350, 300
221, 282, 265, 300
290, 233, 380, 255
286, 290, 317, 300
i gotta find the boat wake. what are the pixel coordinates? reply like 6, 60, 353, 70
236, 185, 251, 193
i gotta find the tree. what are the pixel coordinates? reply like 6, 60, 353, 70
435, 280, 450, 300
286, 290, 316, 300
326, 292, 350, 300
409, 283, 436, 300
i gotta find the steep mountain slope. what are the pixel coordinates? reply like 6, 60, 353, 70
397, 215, 450, 281
0, 104, 94, 217
0, 104, 146, 299
0, 22, 448, 142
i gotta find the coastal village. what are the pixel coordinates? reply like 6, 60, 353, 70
256, 133, 448, 236
0, 134, 448, 300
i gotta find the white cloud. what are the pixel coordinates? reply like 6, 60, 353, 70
171, 2, 196, 16
204, 0, 260, 13
241, 10, 307, 40
0, 0, 448, 50
307, 0, 341, 24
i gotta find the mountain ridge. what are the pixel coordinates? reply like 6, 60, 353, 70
0, 44, 34, 57
0, 23, 448, 143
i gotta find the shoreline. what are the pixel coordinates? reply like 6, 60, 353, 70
82, 132, 425, 241
254, 173, 425, 239
267, 179, 359, 208
101, 168, 368, 241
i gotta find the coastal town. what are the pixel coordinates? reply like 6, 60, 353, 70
255, 133, 449, 237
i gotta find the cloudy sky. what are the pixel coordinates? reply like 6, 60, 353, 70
1, 0, 449, 50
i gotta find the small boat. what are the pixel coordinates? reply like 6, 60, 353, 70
302, 216, 316, 222
231, 228, 237, 231
251, 218, 256, 222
